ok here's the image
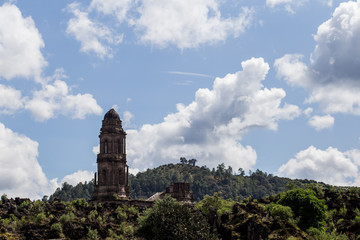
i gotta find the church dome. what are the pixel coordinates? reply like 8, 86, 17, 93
104, 108, 120, 121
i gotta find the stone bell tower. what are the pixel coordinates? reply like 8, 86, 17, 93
92, 109, 130, 201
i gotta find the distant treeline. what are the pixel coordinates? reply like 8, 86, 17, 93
49, 163, 326, 202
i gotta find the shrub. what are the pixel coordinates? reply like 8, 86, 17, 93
35, 212, 47, 225
306, 227, 348, 240
59, 212, 75, 224
29, 200, 45, 214
96, 216, 103, 225
1, 194, 8, 203
355, 208, 360, 217
196, 192, 235, 220
353, 216, 360, 227
87, 227, 100, 240
327, 209, 336, 221
338, 205, 347, 217
65, 202, 75, 213
1, 214, 17, 231
127, 205, 139, 218
88, 210, 98, 222
266, 203, 294, 222
137, 196, 217, 240
278, 188, 327, 230
123, 224, 134, 237
50, 223, 63, 238
20, 200, 31, 208
348, 187, 360, 197
16, 216, 26, 230
72, 198, 89, 209
336, 218, 344, 225
107, 229, 123, 240
116, 206, 127, 222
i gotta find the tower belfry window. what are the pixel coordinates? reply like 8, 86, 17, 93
104, 140, 108, 153
102, 169, 107, 184
123, 138, 126, 154
115, 140, 119, 153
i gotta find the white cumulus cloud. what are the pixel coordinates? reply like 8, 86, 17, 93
0, 3, 47, 81
89, 0, 133, 22
0, 5, 103, 121
25, 78, 103, 122
275, 0, 360, 116
0, 122, 99, 198
134, 0, 253, 49
123, 111, 134, 127
266, 0, 308, 13
303, 107, 313, 117
0, 122, 97, 198
308, 114, 334, 131
66, 2, 123, 59
67, 0, 253, 53
92, 144, 100, 155
0, 84, 23, 114
127, 57, 300, 171
60, 170, 94, 186
278, 146, 360, 186
0, 123, 57, 199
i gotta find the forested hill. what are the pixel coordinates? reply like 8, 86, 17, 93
49, 163, 327, 202
129, 163, 327, 201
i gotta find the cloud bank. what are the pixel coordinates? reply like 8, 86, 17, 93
0, 3, 103, 121
278, 146, 360, 186
126, 57, 300, 171
66, 0, 253, 53
0, 3, 102, 198
275, 0, 360, 116
134, 0, 252, 49
274, 1, 360, 186
66, 2, 123, 59
25, 77, 103, 122
0, 122, 95, 199
0, 3, 47, 82
0, 123, 57, 199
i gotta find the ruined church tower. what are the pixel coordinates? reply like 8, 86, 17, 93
92, 109, 130, 201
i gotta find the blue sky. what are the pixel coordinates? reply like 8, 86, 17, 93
1, 0, 360, 199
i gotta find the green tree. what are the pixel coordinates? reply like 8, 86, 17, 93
137, 196, 216, 240
238, 168, 245, 176
180, 157, 188, 164
188, 159, 197, 166
278, 188, 327, 230
197, 192, 235, 218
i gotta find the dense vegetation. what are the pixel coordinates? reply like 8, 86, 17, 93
49, 181, 93, 202
3, 162, 360, 239
0, 196, 138, 239
50, 163, 324, 202
2, 186, 360, 239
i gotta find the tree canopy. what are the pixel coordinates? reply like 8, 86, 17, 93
137, 196, 217, 240
278, 188, 327, 230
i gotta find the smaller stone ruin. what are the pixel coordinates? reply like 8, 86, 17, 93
147, 182, 194, 203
